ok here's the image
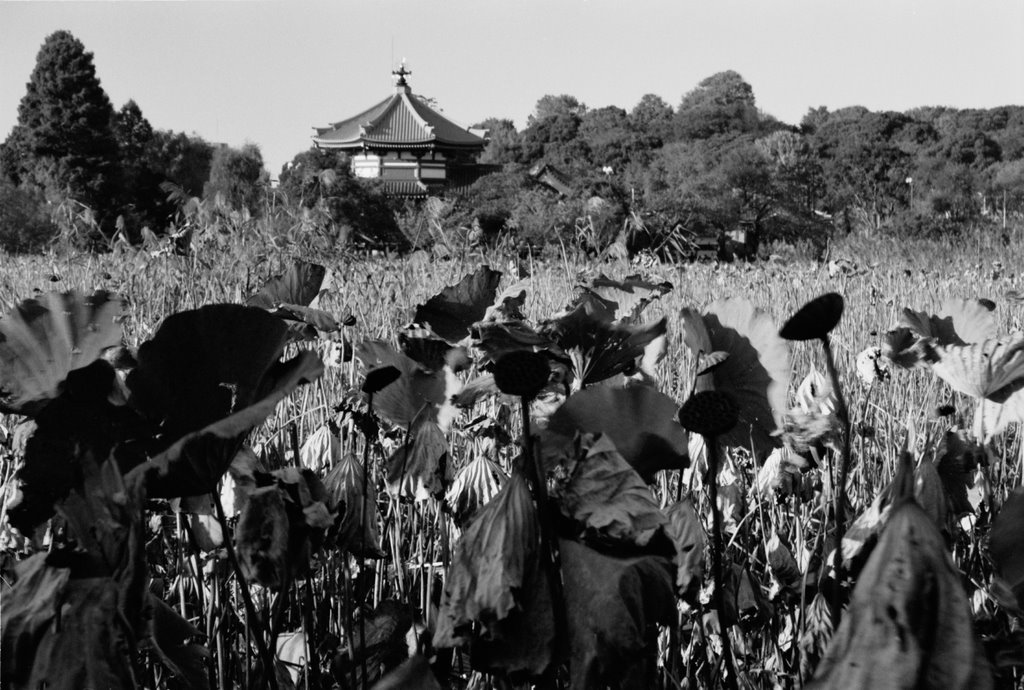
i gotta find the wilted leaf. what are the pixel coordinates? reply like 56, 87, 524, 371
546, 386, 689, 481
333, 600, 414, 689
445, 455, 506, 528
148, 593, 211, 690
931, 335, 1024, 399
767, 532, 801, 586
0, 290, 123, 415
681, 298, 790, 458
900, 298, 998, 347
387, 417, 449, 501
664, 498, 705, 599
247, 260, 326, 311
543, 305, 667, 388
434, 470, 539, 647
561, 539, 675, 690
399, 324, 453, 372
356, 340, 447, 428
235, 485, 289, 588
300, 424, 340, 473
548, 434, 666, 547
471, 321, 560, 368
934, 429, 984, 516
324, 453, 384, 558
811, 498, 989, 689
481, 279, 529, 323
415, 266, 502, 343
573, 274, 672, 323
883, 327, 938, 369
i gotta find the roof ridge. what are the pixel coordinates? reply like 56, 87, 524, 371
400, 91, 436, 138
361, 93, 405, 136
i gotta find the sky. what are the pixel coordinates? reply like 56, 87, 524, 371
2, 0, 1023, 179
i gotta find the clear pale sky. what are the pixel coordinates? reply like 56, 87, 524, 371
2, 0, 1023, 179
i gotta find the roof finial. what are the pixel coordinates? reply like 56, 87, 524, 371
392, 58, 412, 87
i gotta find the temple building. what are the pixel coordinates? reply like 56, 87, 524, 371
312, 65, 490, 197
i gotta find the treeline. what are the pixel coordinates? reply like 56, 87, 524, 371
459, 71, 1024, 252
2, 30, 1023, 255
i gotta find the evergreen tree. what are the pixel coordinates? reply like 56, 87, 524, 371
2, 31, 120, 219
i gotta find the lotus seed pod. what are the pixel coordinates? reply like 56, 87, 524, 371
492, 351, 551, 400
677, 390, 739, 437
780, 293, 844, 341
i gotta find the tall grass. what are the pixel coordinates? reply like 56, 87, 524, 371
2, 219, 1023, 688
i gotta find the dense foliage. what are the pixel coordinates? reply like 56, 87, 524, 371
2, 228, 1024, 687
4, 31, 1024, 256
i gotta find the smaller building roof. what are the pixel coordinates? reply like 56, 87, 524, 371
314, 70, 486, 152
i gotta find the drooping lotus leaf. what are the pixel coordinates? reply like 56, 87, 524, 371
127, 305, 292, 443
934, 429, 985, 516
445, 454, 506, 528
471, 320, 561, 368
331, 600, 414, 689
542, 305, 667, 388
481, 279, 529, 323
0, 290, 123, 415
235, 485, 290, 588
546, 386, 689, 481
548, 434, 667, 547
6, 361, 149, 533
576, 274, 673, 323
681, 298, 790, 457
147, 593, 211, 690
247, 260, 348, 335
2, 457, 149, 690
467, 555, 556, 680
433, 469, 539, 647
386, 417, 449, 502
355, 340, 446, 428
324, 452, 385, 558
414, 266, 502, 343
299, 424, 340, 473
810, 499, 989, 689
126, 349, 323, 498
560, 539, 676, 690
247, 260, 327, 311
990, 486, 1024, 611
398, 323, 453, 372
931, 335, 1024, 399
664, 498, 706, 600
900, 298, 999, 347
779, 293, 844, 341
883, 327, 939, 369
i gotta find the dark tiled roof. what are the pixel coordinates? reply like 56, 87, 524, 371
314, 86, 486, 151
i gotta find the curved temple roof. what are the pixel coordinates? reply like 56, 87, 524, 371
313, 81, 486, 151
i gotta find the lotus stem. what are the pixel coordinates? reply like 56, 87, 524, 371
820, 335, 851, 622
706, 437, 739, 690
213, 489, 279, 690
520, 396, 568, 673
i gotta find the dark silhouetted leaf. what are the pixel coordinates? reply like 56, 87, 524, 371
148, 593, 211, 689
247, 260, 326, 311
548, 434, 666, 547
324, 452, 385, 558
386, 417, 450, 501
561, 539, 675, 690
664, 497, 705, 599
356, 340, 446, 427
576, 274, 673, 323
547, 386, 689, 481
415, 266, 502, 343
